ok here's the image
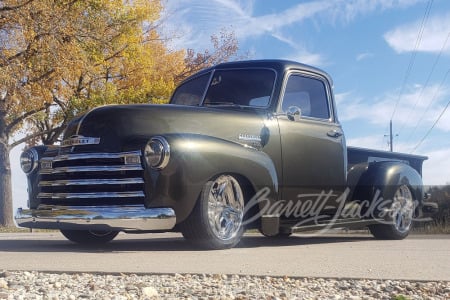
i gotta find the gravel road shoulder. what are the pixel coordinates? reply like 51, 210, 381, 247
0, 270, 449, 300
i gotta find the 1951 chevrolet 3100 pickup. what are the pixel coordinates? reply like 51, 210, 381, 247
16, 60, 437, 249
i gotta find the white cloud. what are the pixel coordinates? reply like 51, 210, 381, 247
421, 148, 450, 185
271, 32, 327, 66
435, 104, 450, 131
326, 0, 425, 24
284, 50, 326, 67
346, 135, 388, 151
162, 0, 425, 56
356, 52, 374, 61
384, 13, 450, 54
336, 84, 450, 130
161, 0, 332, 51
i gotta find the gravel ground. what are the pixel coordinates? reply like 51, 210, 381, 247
0, 270, 449, 300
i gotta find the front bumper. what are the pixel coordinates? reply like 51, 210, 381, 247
15, 205, 176, 232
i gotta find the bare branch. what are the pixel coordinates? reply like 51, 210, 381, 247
5, 103, 52, 135
9, 128, 58, 149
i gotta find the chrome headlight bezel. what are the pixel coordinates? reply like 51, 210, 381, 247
20, 148, 39, 174
144, 136, 170, 169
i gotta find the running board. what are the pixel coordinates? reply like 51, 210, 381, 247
283, 218, 382, 234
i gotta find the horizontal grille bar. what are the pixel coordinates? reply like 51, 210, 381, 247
38, 150, 146, 206
40, 165, 143, 174
39, 178, 144, 187
38, 191, 145, 199
42, 150, 142, 162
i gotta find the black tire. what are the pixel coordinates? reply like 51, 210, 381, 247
368, 184, 415, 240
60, 230, 119, 245
179, 175, 245, 250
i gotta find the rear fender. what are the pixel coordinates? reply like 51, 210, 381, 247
351, 161, 424, 215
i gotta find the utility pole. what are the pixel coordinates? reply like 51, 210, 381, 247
389, 119, 393, 152
385, 120, 398, 152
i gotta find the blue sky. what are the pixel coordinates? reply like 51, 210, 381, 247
160, 0, 450, 183
10, 0, 450, 210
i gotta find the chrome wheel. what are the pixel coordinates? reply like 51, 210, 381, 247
391, 185, 414, 234
369, 184, 415, 240
207, 175, 244, 241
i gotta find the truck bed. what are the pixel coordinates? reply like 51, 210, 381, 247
347, 146, 428, 176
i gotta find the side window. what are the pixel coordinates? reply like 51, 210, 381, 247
281, 75, 330, 120
170, 73, 210, 106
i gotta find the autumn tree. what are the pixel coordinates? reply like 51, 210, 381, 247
0, 0, 240, 226
176, 29, 240, 82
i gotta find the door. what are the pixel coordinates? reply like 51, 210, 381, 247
277, 72, 347, 214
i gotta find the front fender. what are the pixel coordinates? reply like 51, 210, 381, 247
145, 134, 279, 223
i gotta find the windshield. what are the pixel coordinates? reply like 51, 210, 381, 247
170, 69, 276, 107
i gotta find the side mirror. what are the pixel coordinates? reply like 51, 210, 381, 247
286, 106, 302, 122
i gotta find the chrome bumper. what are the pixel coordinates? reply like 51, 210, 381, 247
15, 205, 176, 232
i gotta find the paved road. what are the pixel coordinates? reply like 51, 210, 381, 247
0, 232, 448, 281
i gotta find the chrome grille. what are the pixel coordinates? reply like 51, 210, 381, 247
38, 151, 145, 206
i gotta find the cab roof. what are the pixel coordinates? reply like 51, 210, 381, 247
185, 59, 333, 86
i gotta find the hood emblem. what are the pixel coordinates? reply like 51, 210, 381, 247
238, 133, 262, 143
61, 135, 101, 147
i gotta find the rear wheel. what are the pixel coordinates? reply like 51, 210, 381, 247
180, 174, 245, 249
369, 184, 414, 240
60, 230, 119, 245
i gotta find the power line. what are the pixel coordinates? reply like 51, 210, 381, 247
411, 93, 450, 153
406, 68, 450, 147
398, 32, 450, 136
410, 66, 450, 153
389, 0, 433, 122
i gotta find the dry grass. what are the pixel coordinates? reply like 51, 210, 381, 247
0, 226, 57, 233
0, 226, 30, 233
412, 222, 450, 234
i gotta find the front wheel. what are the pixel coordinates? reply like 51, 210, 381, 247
180, 175, 245, 249
60, 230, 119, 245
369, 184, 415, 240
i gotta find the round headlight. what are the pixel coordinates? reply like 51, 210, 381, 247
20, 148, 38, 174
144, 136, 170, 169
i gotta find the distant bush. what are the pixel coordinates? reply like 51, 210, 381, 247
414, 185, 450, 234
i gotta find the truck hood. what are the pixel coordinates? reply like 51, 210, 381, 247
62, 104, 271, 153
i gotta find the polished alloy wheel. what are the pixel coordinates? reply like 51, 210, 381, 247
391, 184, 414, 234
207, 175, 244, 241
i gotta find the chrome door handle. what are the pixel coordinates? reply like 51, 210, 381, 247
327, 130, 343, 138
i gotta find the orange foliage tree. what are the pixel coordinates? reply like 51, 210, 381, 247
0, 0, 239, 226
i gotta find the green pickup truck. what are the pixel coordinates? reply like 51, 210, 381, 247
16, 60, 436, 249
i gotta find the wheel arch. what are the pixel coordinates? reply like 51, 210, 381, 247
351, 161, 424, 212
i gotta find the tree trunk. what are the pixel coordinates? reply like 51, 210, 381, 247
0, 110, 14, 227
0, 141, 14, 227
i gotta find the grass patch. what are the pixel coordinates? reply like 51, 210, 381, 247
0, 226, 57, 233
412, 222, 450, 234
393, 295, 409, 300
0, 226, 30, 233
